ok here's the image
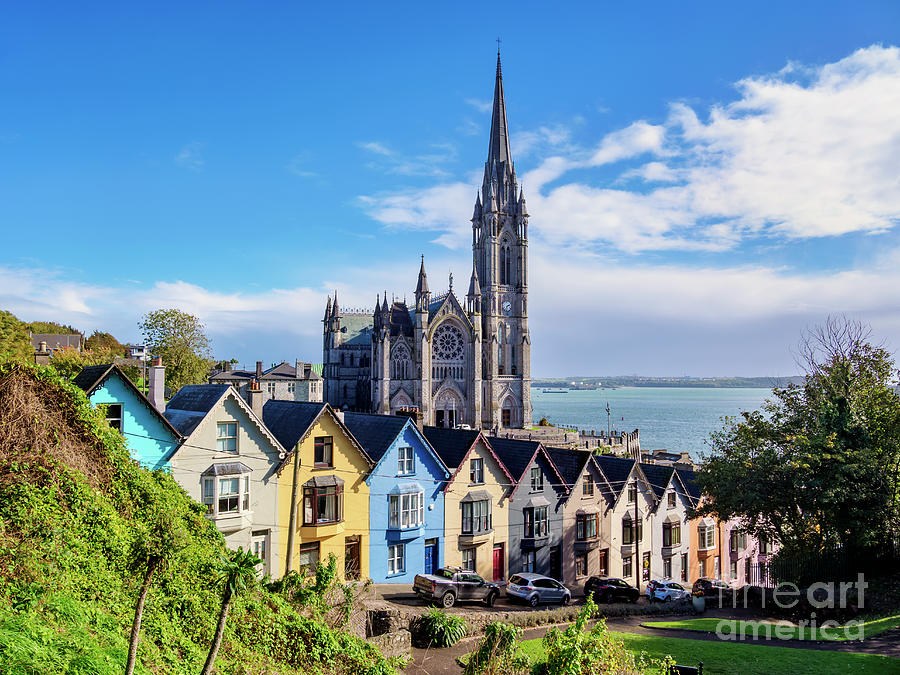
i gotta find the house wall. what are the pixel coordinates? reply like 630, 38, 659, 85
647, 479, 691, 584
603, 472, 656, 592
690, 515, 723, 582
277, 412, 370, 581
559, 460, 607, 588
367, 424, 447, 583
90, 375, 180, 469
443, 438, 509, 581
169, 394, 282, 576
506, 454, 566, 579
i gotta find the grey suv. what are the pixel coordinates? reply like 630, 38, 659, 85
507, 573, 572, 607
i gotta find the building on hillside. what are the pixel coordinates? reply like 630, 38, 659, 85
489, 437, 569, 580
73, 361, 181, 469
30, 333, 83, 355
165, 384, 285, 577
324, 54, 532, 430
423, 427, 513, 582
262, 401, 372, 581
640, 463, 692, 585
210, 360, 323, 403
342, 412, 450, 583
546, 447, 606, 586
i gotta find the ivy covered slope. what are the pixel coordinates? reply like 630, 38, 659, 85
0, 361, 399, 675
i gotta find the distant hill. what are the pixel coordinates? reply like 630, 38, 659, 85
533, 375, 804, 389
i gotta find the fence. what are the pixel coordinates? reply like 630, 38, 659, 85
748, 540, 900, 588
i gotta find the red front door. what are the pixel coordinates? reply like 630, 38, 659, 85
492, 543, 504, 581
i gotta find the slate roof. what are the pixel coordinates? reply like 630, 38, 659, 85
73, 364, 115, 394
388, 302, 413, 337
488, 436, 541, 481
164, 384, 230, 436
639, 463, 675, 501
164, 410, 206, 437
210, 361, 323, 382
546, 447, 592, 487
422, 427, 481, 469
594, 455, 635, 496
31, 333, 82, 351
262, 400, 327, 451
342, 412, 410, 463
676, 468, 702, 504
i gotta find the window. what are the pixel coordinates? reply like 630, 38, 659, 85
699, 558, 707, 578
681, 553, 689, 581
104, 403, 123, 431
523, 506, 549, 538
622, 516, 642, 544
462, 548, 476, 571
398, 446, 415, 475
576, 513, 598, 540
575, 552, 588, 577
663, 556, 672, 579
287, 383, 296, 395
389, 492, 424, 529
730, 560, 737, 579
202, 478, 214, 513
667, 491, 676, 508
461, 499, 491, 534
298, 542, 320, 571
759, 536, 769, 555
216, 422, 237, 453
388, 543, 405, 575
243, 475, 250, 510
530, 467, 543, 492
662, 521, 681, 547
303, 484, 342, 525
730, 531, 747, 552
202, 471, 251, 517
623, 555, 633, 578
699, 524, 715, 550
469, 457, 484, 484
523, 550, 536, 572
314, 436, 333, 467
627, 485, 637, 503
267, 382, 276, 395
501, 408, 511, 426
583, 474, 594, 496
218, 477, 240, 513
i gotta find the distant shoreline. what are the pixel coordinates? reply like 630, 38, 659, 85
532, 376, 802, 390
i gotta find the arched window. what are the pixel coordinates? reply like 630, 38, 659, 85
391, 343, 411, 380
498, 324, 505, 375
499, 244, 512, 285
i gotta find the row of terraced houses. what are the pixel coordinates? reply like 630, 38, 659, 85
74, 361, 773, 591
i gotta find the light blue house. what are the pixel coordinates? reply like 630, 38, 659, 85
74, 364, 182, 469
342, 412, 449, 583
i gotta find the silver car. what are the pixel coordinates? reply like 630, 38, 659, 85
507, 572, 572, 607
649, 579, 691, 602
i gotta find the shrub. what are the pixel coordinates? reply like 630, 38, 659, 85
463, 621, 530, 675
416, 608, 468, 648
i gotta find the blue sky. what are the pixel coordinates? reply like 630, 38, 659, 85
2, 2, 900, 376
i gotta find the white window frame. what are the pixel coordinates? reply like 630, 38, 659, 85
389, 492, 424, 529
216, 422, 238, 453
470, 457, 484, 484
398, 446, 415, 475
699, 524, 716, 550
388, 543, 405, 575
462, 547, 476, 571
530, 466, 543, 492
203, 472, 251, 517
104, 403, 123, 431
523, 550, 536, 572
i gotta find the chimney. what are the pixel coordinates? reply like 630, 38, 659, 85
149, 357, 166, 413
256, 360, 263, 378
394, 406, 424, 433
295, 360, 305, 378
34, 341, 51, 366
335, 408, 345, 424
248, 379, 264, 419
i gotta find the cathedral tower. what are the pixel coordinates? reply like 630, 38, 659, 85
473, 53, 532, 429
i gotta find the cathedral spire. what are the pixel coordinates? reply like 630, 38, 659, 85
487, 51, 512, 169
467, 262, 481, 298
332, 290, 339, 317
324, 295, 332, 321
415, 255, 429, 295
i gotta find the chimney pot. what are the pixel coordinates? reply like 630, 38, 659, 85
256, 361, 263, 378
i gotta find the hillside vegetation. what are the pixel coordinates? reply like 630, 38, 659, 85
0, 361, 399, 674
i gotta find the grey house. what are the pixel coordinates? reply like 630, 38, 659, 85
489, 437, 569, 581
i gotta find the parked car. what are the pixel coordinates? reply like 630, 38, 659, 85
583, 576, 640, 603
691, 577, 731, 597
507, 573, 572, 607
648, 579, 691, 602
413, 567, 500, 608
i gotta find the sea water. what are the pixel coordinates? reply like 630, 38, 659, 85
531, 387, 771, 460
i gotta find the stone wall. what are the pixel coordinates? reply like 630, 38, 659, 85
368, 629, 412, 660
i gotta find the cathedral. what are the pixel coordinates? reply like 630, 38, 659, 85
323, 54, 532, 429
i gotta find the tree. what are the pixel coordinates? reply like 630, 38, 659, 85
125, 513, 187, 675
201, 547, 261, 675
84, 330, 125, 354
0, 310, 32, 362
49, 345, 142, 385
24, 320, 80, 334
696, 317, 900, 555
138, 309, 212, 392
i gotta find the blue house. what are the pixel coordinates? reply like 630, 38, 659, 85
74, 364, 182, 469
342, 412, 450, 583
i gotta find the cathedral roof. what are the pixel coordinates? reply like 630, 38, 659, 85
340, 314, 375, 346
388, 302, 413, 337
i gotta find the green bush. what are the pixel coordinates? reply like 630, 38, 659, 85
416, 608, 468, 648
463, 621, 530, 675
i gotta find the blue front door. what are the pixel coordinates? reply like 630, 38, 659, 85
424, 539, 437, 574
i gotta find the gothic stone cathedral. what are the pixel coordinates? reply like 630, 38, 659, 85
323, 55, 532, 430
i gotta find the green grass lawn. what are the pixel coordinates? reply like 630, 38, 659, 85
643, 614, 900, 641
515, 631, 900, 674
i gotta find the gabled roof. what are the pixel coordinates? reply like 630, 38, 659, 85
422, 427, 513, 488
261, 400, 373, 474
73, 363, 182, 441
427, 292, 473, 328
210, 362, 323, 382
593, 454, 635, 497
342, 412, 450, 480
546, 446, 593, 488
488, 437, 568, 493
167, 384, 230, 414
388, 302, 414, 337
676, 468, 702, 504
639, 463, 675, 501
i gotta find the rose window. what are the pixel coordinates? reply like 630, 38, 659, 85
433, 324, 464, 360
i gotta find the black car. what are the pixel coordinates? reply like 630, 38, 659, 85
583, 577, 640, 603
691, 577, 730, 597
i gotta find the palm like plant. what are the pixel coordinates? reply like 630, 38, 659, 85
200, 547, 262, 675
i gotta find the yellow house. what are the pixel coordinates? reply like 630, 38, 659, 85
263, 400, 373, 581
423, 427, 513, 582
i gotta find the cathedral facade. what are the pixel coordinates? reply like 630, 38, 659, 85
323, 55, 532, 429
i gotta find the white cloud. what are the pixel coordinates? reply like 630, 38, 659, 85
174, 142, 204, 171
465, 98, 492, 113
357, 140, 457, 177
